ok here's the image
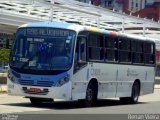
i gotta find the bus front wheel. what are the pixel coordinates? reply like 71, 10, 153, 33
120, 81, 140, 104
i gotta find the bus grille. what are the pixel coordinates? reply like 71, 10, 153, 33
19, 79, 54, 87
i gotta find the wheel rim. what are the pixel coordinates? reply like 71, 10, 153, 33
86, 87, 93, 102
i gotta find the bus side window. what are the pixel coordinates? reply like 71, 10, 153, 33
79, 37, 87, 62
105, 36, 118, 62
144, 42, 155, 65
119, 38, 131, 63
88, 33, 104, 61
132, 41, 144, 64
74, 36, 87, 73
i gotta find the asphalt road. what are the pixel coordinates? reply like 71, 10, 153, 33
0, 89, 160, 115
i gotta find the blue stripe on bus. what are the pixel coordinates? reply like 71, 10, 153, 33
87, 68, 89, 80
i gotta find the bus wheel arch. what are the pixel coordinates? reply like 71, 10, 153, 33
85, 78, 98, 107
120, 79, 141, 104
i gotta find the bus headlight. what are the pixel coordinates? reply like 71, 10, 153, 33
8, 71, 16, 83
55, 75, 70, 87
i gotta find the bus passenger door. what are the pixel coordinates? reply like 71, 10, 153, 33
72, 36, 88, 100
74, 36, 87, 73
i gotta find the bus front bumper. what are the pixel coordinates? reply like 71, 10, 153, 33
7, 79, 72, 101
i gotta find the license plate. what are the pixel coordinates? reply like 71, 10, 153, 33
28, 88, 42, 93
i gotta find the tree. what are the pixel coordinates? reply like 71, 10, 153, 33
0, 48, 10, 62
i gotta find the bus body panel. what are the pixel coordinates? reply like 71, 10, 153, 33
116, 65, 155, 97
8, 79, 72, 100
88, 63, 118, 98
8, 64, 155, 101
71, 65, 89, 100
7, 69, 72, 101
71, 63, 155, 100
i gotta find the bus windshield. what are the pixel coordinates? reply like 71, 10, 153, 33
10, 27, 76, 72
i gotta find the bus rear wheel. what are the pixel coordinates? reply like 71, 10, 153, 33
120, 81, 140, 104
85, 83, 97, 107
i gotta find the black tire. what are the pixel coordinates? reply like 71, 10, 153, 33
85, 83, 97, 107
120, 82, 140, 104
131, 82, 140, 103
30, 98, 43, 106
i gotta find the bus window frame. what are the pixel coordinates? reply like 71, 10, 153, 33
76, 30, 156, 67
118, 37, 132, 64
88, 32, 104, 62
73, 34, 88, 74
104, 36, 118, 63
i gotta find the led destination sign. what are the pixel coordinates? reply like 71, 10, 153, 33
26, 28, 70, 37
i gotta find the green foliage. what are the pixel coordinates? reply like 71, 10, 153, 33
0, 48, 10, 62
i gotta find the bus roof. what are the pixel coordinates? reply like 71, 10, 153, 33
20, 21, 155, 42
21, 21, 75, 30
21, 21, 117, 35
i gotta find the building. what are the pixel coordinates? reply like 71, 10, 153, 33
76, 0, 159, 13
124, 0, 160, 21
122, 0, 158, 12
123, 0, 145, 12
76, 0, 123, 12
145, 0, 160, 7
76, 0, 160, 21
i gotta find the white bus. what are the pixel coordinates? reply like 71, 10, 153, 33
7, 22, 156, 107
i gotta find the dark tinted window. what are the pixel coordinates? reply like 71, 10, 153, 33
88, 34, 103, 47
119, 38, 131, 63
144, 42, 154, 54
119, 39, 130, 50
105, 37, 118, 62
136, 41, 143, 52
144, 42, 155, 65
88, 33, 104, 61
